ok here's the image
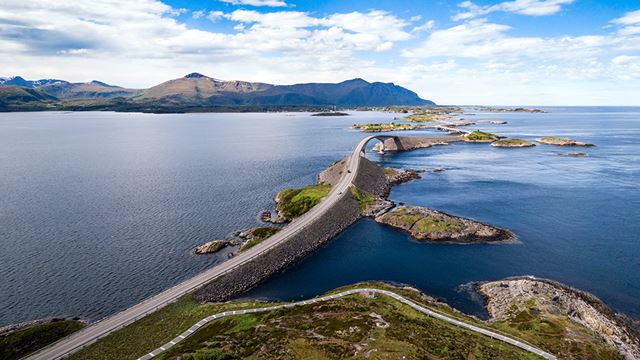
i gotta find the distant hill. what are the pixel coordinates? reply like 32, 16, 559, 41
39, 81, 140, 100
0, 73, 435, 112
137, 73, 433, 107
0, 85, 57, 111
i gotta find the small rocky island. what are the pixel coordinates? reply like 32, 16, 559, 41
311, 112, 349, 116
375, 206, 514, 243
491, 138, 535, 148
464, 130, 500, 142
537, 137, 594, 146
352, 122, 427, 132
195, 240, 234, 254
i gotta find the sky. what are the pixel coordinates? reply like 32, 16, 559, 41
1, 0, 639, 105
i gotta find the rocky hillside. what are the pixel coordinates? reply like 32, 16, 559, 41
0, 73, 434, 111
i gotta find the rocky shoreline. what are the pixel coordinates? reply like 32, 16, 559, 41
375, 206, 514, 243
478, 277, 640, 359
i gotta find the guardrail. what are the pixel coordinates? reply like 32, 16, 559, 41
138, 288, 556, 360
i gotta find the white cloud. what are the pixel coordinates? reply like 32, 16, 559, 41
219, 0, 288, 7
1, 0, 639, 105
411, 20, 435, 33
207, 11, 225, 21
192, 10, 206, 19
612, 9, 640, 25
453, 0, 574, 21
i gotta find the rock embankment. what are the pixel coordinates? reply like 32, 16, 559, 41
537, 137, 594, 146
375, 206, 514, 243
193, 157, 390, 302
479, 277, 640, 359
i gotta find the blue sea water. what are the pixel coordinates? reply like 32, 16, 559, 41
0, 108, 638, 325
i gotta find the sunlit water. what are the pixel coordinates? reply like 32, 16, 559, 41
0, 108, 638, 325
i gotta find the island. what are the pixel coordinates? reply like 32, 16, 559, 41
375, 206, 514, 243
491, 139, 536, 148
311, 112, 349, 116
351, 122, 427, 132
464, 130, 500, 142
475, 107, 545, 113
537, 137, 594, 146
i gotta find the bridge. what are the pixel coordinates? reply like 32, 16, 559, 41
26, 135, 551, 360
26, 135, 383, 360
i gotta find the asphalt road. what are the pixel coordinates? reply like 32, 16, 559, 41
26, 136, 377, 360
138, 288, 556, 360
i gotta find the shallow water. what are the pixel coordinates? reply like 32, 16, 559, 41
0, 108, 638, 325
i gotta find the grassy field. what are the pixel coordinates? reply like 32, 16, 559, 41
0, 319, 84, 359
465, 130, 498, 142
276, 183, 331, 218
157, 288, 540, 360
63, 281, 622, 360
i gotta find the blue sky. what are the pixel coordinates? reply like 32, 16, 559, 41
1, 0, 639, 104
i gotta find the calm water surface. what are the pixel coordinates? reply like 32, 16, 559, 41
0, 108, 638, 325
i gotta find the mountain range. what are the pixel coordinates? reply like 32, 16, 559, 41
0, 73, 434, 112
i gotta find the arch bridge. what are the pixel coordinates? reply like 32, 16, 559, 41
359, 135, 402, 154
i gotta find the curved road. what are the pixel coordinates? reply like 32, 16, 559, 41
26, 136, 379, 360
138, 288, 556, 360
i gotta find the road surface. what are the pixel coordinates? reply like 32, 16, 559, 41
26, 136, 378, 360
138, 288, 556, 360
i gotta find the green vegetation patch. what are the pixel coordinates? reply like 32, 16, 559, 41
0, 319, 84, 359
401, 114, 436, 122
349, 186, 376, 213
493, 305, 621, 360
240, 227, 280, 252
492, 139, 535, 147
276, 183, 332, 218
158, 286, 539, 360
413, 217, 461, 233
465, 130, 498, 141
351, 122, 418, 132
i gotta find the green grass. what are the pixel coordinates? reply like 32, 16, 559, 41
66, 281, 621, 360
67, 297, 274, 360
276, 183, 332, 218
466, 130, 498, 141
156, 284, 540, 360
351, 122, 416, 131
239, 227, 280, 252
349, 186, 376, 213
401, 114, 436, 122
538, 137, 567, 142
492, 139, 534, 146
413, 217, 459, 232
0, 320, 84, 359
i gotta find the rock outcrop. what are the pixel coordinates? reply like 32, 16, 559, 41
480, 277, 640, 359
490, 139, 535, 148
537, 137, 594, 146
375, 206, 514, 243
195, 240, 233, 254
